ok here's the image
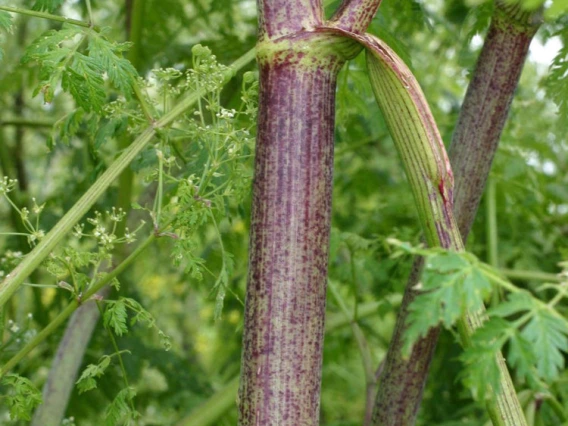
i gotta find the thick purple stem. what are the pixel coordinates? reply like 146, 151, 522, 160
238, 34, 347, 424
329, 0, 382, 34
257, 0, 323, 40
372, 4, 541, 425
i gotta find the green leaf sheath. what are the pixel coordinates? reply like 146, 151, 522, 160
368, 3, 541, 424
0, 48, 255, 311
360, 33, 526, 426
364, 36, 460, 250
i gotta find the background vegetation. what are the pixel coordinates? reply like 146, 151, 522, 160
0, 0, 566, 424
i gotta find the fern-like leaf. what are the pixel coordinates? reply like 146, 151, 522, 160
1, 374, 43, 421
104, 299, 128, 336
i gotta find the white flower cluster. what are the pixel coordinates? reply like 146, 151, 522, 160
0, 176, 17, 195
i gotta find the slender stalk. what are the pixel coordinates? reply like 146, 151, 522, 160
501, 268, 563, 283
328, 280, 376, 425
0, 118, 54, 127
487, 178, 499, 268
0, 6, 98, 30
177, 376, 240, 426
0, 48, 255, 310
30, 287, 110, 426
0, 128, 27, 240
371, 2, 541, 424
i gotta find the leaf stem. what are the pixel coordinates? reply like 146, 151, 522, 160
0, 6, 98, 30
0, 119, 54, 128
486, 178, 499, 268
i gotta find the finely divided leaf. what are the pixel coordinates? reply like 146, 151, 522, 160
0, 11, 13, 61
105, 387, 139, 426
88, 36, 137, 97
32, 0, 65, 12
103, 297, 172, 349
22, 26, 137, 111
403, 252, 492, 354
545, 40, 568, 132
63, 54, 106, 113
76, 355, 111, 393
104, 299, 128, 335
1, 374, 43, 421
0, 11, 13, 32
22, 26, 83, 104
522, 309, 568, 381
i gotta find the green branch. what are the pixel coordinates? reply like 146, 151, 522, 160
0, 118, 54, 128
0, 5, 98, 30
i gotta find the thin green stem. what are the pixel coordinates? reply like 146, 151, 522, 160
501, 268, 562, 283
328, 280, 374, 382
480, 265, 568, 331
0, 6, 98, 30
155, 146, 164, 226
0, 119, 54, 128
0, 47, 255, 310
487, 178, 499, 268
133, 84, 154, 123
85, 0, 94, 25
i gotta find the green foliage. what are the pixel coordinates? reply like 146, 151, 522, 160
1, 374, 42, 421
0, 12, 12, 32
22, 25, 137, 113
105, 387, 139, 426
103, 297, 172, 349
32, 0, 65, 13
104, 299, 129, 335
0, 10, 13, 61
393, 239, 568, 402
390, 241, 492, 354
76, 354, 111, 393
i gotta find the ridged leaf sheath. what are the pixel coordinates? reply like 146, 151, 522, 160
363, 30, 527, 425
371, 3, 541, 424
